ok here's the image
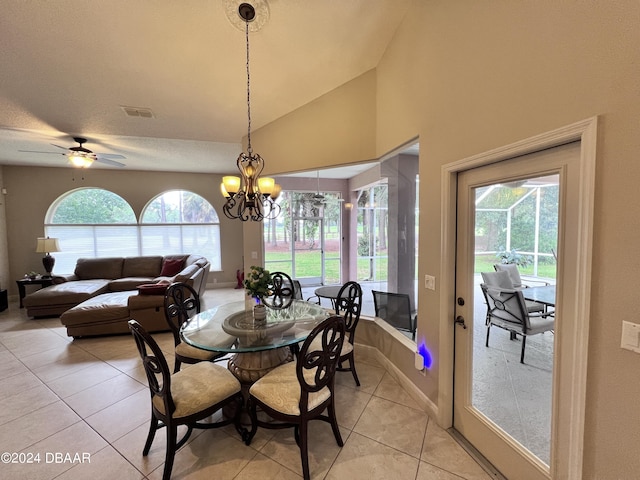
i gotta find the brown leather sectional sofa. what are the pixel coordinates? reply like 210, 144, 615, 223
23, 255, 210, 337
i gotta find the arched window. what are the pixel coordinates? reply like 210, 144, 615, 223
45, 188, 222, 275
141, 190, 221, 270
45, 188, 138, 274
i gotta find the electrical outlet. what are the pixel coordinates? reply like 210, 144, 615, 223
414, 352, 424, 371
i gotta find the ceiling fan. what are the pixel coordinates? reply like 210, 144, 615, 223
311, 171, 344, 207
19, 137, 126, 168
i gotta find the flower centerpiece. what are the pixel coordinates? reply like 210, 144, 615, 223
244, 265, 271, 301
243, 265, 271, 323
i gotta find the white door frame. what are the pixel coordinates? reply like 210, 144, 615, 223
438, 117, 597, 479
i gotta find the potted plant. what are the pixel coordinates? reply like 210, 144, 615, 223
495, 248, 532, 268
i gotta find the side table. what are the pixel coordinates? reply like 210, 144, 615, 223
17, 277, 54, 308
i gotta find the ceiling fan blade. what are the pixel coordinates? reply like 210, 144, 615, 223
94, 156, 126, 167
96, 153, 126, 160
18, 150, 64, 155
51, 143, 69, 150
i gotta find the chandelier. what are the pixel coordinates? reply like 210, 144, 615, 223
221, 1, 281, 222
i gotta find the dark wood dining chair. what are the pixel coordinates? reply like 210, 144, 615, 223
262, 271, 295, 309
164, 282, 224, 372
128, 319, 245, 480
334, 281, 363, 386
245, 315, 346, 480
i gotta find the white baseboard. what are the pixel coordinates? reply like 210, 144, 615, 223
355, 342, 438, 420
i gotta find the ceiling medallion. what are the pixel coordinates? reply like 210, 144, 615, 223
224, 0, 270, 33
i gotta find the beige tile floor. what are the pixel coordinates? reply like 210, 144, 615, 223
0, 288, 492, 480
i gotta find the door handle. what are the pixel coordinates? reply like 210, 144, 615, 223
455, 316, 467, 329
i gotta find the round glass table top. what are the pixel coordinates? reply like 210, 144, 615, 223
180, 300, 329, 353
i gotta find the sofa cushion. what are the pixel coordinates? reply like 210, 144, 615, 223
175, 264, 200, 282
137, 283, 169, 295
160, 258, 185, 276
23, 279, 110, 308
122, 256, 163, 278
75, 258, 124, 280
109, 277, 155, 292
61, 291, 138, 327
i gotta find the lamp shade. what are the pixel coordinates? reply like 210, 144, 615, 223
36, 237, 60, 254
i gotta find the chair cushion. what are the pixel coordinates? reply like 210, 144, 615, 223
175, 342, 218, 361
249, 361, 330, 416
494, 264, 522, 287
481, 270, 513, 289
528, 315, 555, 335
152, 362, 240, 419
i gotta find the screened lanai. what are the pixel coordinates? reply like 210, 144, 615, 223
474, 174, 559, 280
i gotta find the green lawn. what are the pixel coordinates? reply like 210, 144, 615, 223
475, 254, 556, 279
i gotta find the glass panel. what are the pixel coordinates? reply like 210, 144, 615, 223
293, 217, 322, 283
49, 188, 136, 224
472, 174, 558, 465
45, 225, 139, 274
264, 193, 292, 273
141, 190, 219, 223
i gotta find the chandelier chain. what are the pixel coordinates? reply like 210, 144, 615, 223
245, 18, 253, 156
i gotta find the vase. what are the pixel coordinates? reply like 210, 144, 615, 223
253, 303, 267, 325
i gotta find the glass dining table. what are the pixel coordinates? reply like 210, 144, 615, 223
180, 299, 329, 385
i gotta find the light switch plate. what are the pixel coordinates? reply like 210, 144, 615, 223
621, 321, 640, 353
424, 275, 436, 290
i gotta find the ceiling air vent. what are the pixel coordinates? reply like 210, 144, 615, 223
121, 106, 154, 118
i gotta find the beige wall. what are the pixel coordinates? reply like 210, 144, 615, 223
250, 69, 378, 175
2, 166, 244, 294
250, 2, 640, 478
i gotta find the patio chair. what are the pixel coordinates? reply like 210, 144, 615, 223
493, 263, 550, 289
292, 279, 303, 300
480, 283, 555, 363
245, 315, 345, 480
481, 271, 546, 314
128, 319, 245, 480
371, 290, 417, 340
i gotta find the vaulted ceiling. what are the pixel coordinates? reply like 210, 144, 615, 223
0, 0, 411, 174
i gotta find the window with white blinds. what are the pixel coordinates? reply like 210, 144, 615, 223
45, 188, 220, 275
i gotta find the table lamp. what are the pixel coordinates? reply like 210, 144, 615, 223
35, 237, 60, 278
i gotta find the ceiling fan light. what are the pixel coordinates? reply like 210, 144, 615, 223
68, 153, 93, 168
